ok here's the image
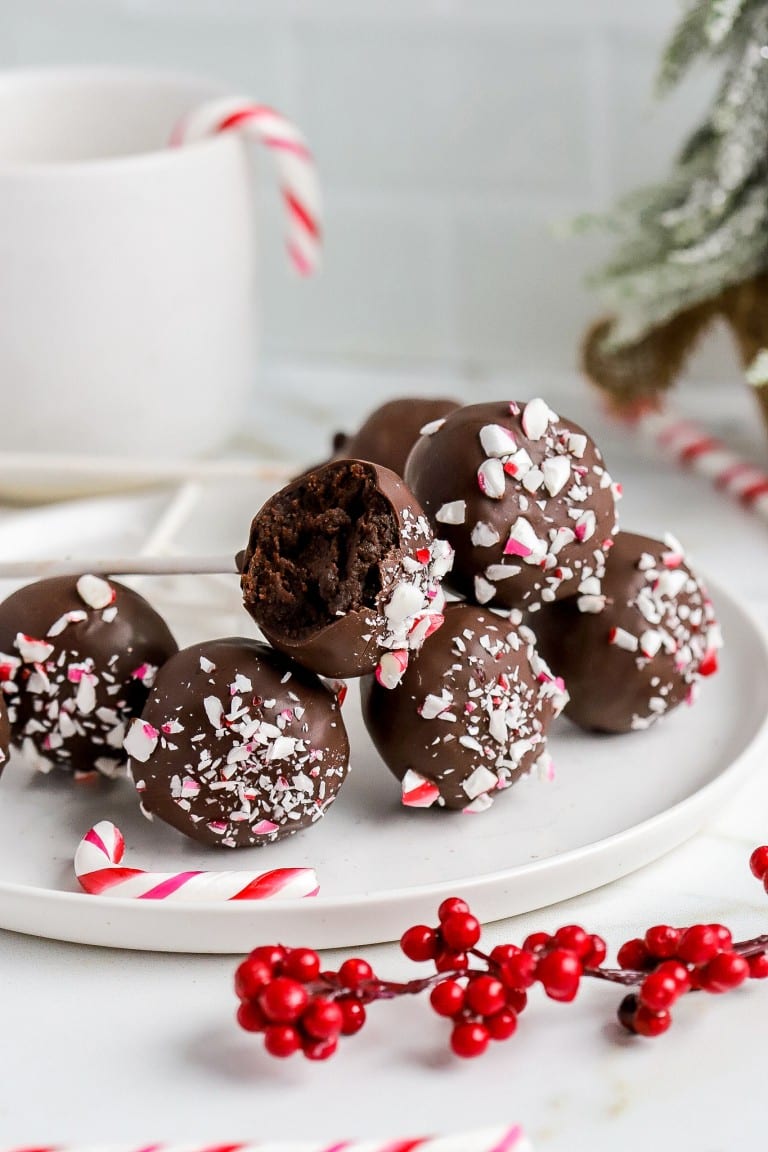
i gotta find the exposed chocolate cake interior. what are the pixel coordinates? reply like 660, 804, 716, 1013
242, 460, 399, 642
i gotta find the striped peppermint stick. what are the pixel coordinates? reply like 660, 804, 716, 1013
641, 409, 768, 522
172, 98, 322, 275
75, 821, 319, 901
3, 1123, 531, 1152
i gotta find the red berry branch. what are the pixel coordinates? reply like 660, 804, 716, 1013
234, 847, 768, 1060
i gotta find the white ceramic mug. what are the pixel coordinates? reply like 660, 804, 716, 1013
0, 69, 257, 465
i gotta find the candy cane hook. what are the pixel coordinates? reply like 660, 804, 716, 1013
75, 821, 319, 901
172, 98, 322, 276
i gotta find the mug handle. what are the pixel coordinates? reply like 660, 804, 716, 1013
171, 98, 322, 277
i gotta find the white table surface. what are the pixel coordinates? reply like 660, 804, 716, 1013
1, 369, 767, 1151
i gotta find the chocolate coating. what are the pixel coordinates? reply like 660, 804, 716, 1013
0, 575, 178, 777
337, 397, 461, 477
361, 603, 567, 812
0, 696, 9, 778
127, 638, 350, 848
530, 531, 722, 734
404, 399, 619, 610
241, 459, 453, 682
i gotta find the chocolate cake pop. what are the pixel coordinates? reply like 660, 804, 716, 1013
334, 397, 461, 477
0, 575, 178, 777
240, 459, 453, 684
530, 531, 721, 734
360, 603, 568, 812
0, 696, 9, 778
404, 399, 620, 611
126, 637, 350, 848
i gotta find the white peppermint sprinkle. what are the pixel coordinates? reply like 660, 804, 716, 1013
549, 526, 576, 556
542, 456, 571, 497
504, 447, 533, 478
22, 737, 54, 774
504, 518, 544, 564
436, 500, 467, 525
463, 793, 494, 814
204, 695, 225, 729
199, 656, 216, 673
488, 710, 508, 744
656, 569, 689, 598
401, 769, 439, 808
75, 674, 97, 715
46, 610, 87, 638
567, 432, 587, 458
123, 719, 159, 763
420, 417, 446, 436
76, 574, 115, 610
477, 458, 506, 499
485, 564, 521, 581
268, 736, 298, 761
522, 467, 544, 494
102, 606, 118, 623
420, 690, 454, 720
578, 576, 602, 596
471, 521, 501, 548
429, 538, 455, 579
521, 397, 552, 440
479, 423, 517, 457
640, 630, 663, 658
384, 581, 425, 625
377, 651, 408, 690
15, 634, 54, 664
474, 575, 497, 605
577, 594, 606, 614
610, 627, 639, 652
462, 766, 498, 799
574, 510, 596, 542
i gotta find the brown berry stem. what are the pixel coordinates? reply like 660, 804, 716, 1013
584, 966, 646, 987
733, 935, 768, 958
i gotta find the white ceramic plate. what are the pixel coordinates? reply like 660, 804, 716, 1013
0, 494, 765, 953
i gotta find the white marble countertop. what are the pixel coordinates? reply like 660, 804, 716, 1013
1, 367, 767, 1151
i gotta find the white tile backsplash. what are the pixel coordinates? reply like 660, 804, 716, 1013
453, 201, 609, 374
0, 0, 741, 384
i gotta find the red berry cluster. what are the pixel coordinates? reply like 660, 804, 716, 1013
235, 945, 371, 1060
615, 920, 758, 1037
401, 897, 607, 1056
235, 846, 768, 1060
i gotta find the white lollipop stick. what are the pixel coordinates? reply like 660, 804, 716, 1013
641, 409, 768, 522
6, 1123, 532, 1151
0, 555, 239, 580
0, 450, 296, 485
75, 821, 319, 901
173, 98, 322, 276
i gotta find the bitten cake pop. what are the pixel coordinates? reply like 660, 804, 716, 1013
0, 575, 177, 777
240, 459, 453, 684
0, 696, 9, 777
530, 531, 721, 734
404, 399, 620, 611
125, 638, 350, 848
334, 397, 461, 477
360, 603, 568, 812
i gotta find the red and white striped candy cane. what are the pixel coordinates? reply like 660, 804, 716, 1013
75, 821, 319, 901
4, 1123, 531, 1152
641, 409, 768, 522
172, 98, 322, 276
